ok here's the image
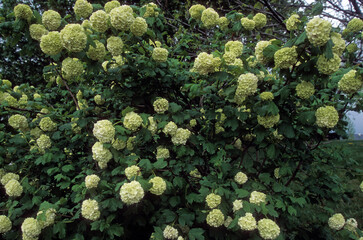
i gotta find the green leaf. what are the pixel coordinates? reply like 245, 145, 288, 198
189, 228, 205, 240
236, 189, 249, 198
263, 44, 280, 59
178, 208, 195, 226
139, 159, 152, 171
295, 31, 306, 45
288, 206, 297, 216
162, 209, 177, 223
169, 102, 182, 113
324, 39, 334, 59
153, 158, 167, 169
312, 3, 324, 16
297, 111, 316, 125
267, 144, 276, 159
278, 123, 295, 138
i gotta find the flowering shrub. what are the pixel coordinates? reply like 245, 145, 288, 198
0, 1, 362, 240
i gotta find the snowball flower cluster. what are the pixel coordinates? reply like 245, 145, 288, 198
257, 114, 280, 128
104, 0, 120, 13
153, 98, 169, 113
234, 172, 248, 184
5, 179, 23, 197
1, 173, 19, 185
94, 95, 105, 105
218, 17, 229, 30
315, 106, 339, 128
143, 3, 159, 18
201, 8, 219, 28
39, 117, 57, 132
148, 116, 158, 135
130, 17, 148, 37
149, 176, 167, 195
345, 218, 358, 232
331, 32, 345, 56
257, 219, 280, 240
125, 165, 140, 180
255, 41, 271, 64
163, 225, 179, 239
9, 114, 28, 130
233, 199, 243, 212
85, 174, 100, 189
92, 142, 112, 169
192, 52, 221, 75
241, 18, 255, 30
296, 81, 315, 99
223, 51, 236, 64
156, 147, 170, 159
346, 17, 363, 33
42, 10, 61, 30
238, 213, 257, 231
60, 24, 87, 52
120, 181, 145, 205
206, 193, 221, 208
14, 4, 33, 21
250, 191, 267, 205
347, 43, 358, 53
189, 4, 206, 20
190, 169, 202, 178
152, 47, 169, 62
328, 213, 345, 230
90, 10, 109, 33
29, 24, 48, 41
37, 208, 56, 229
316, 53, 341, 75
81, 199, 100, 221
0, 215, 12, 233
338, 69, 362, 94
21, 218, 41, 239
171, 128, 191, 145
107, 36, 124, 56
163, 121, 178, 136
74, 0, 93, 19
234, 73, 258, 104
40, 31, 63, 55
274, 46, 298, 69
37, 134, 52, 150
225, 41, 244, 57
260, 92, 274, 101
286, 14, 300, 31
123, 111, 143, 131
93, 120, 115, 143
206, 209, 225, 227
110, 6, 135, 31
253, 13, 267, 29
306, 17, 332, 46
87, 40, 106, 61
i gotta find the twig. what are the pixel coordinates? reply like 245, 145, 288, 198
54, 67, 80, 110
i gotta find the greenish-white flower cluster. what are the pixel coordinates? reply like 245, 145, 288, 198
153, 98, 169, 114
189, 4, 206, 20
5, 179, 23, 197
81, 199, 100, 221
152, 47, 169, 62
85, 174, 100, 189
130, 17, 148, 37
253, 13, 267, 29
107, 36, 124, 56
87, 40, 106, 61
260, 92, 274, 101
274, 46, 298, 69
156, 146, 170, 159
306, 17, 332, 47
192, 52, 221, 75
249, 191, 266, 205
338, 69, 362, 94
149, 176, 167, 195
234, 73, 259, 104
163, 225, 179, 239
37, 134, 52, 151
241, 17, 255, 30
331, 32, 346, 56
345, 218, 358, 232
206, 193, 221, 208
123, 111, 143, 131
60, 24, 87, 52
94, 95, 105, 105
257, 114, 280, 128
328, 213, 345, 230
9, 114, 28, 130
74, 0, 93, 19
39, 117, 57, 132
171, 128, 191, 146
62, 57, 83, 80
255, 41, 271, 64
125, 165, 140, 180
201, 8, 219, 28
206, 209, 225, 227
257, 219, 280, 239
104, 0, 120, 13
234, 172, 248, 184
37, 208, 56, 229
315, 106, 339, 128
233, 199, 243, 212
286, 14, 300, 31
42, 10, 61, 30
296, 81, 315, 99
0, 215, 12, 233
93, 120, 115, 143
120, 180, 145, 205
238, 213, 257, 231
29, 24, 48, 41
1, 173, 19, 185
92, 142, 112, 169
40, 31, 63, 55
21, 218, 41, 239
14, 4, 33, 21
143, 3, 159, 18
110, 6, 135, 31
90, 10, 109, 33
346, 18, 363, 33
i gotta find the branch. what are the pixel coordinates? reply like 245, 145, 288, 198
54, 68, 80, 110
285, 159, 303, 186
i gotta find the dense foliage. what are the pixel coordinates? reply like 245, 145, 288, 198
0, 1, 363, 240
